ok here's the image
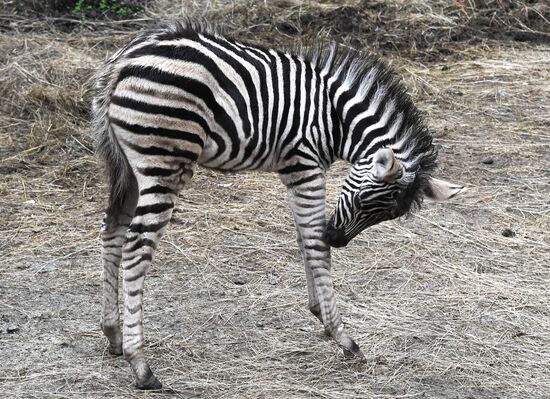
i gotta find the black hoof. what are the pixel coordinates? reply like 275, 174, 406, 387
342, 339, 366, 362
136, 369, 162, 391
136, 375, 162, 391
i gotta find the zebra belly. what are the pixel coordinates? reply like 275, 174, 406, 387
197, 132, 285, 173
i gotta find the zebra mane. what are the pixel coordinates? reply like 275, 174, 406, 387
305, 42, 438, 213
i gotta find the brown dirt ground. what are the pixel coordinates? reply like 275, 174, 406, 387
0, 0, 549, 398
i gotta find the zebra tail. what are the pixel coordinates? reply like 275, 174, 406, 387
90, 45, 135, 215
90, 24, 192, 212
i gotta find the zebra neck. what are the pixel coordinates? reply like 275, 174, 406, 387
330, 80, 404, 164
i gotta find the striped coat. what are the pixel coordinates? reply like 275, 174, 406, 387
92, 22, 464, 389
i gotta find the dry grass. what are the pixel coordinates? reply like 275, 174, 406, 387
0, 1, 549, 398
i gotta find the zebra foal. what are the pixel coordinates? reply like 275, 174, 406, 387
92, 22, 464, 389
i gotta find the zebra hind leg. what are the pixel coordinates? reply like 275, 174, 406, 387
101, 175, 138, 356
121, 166, 192, 390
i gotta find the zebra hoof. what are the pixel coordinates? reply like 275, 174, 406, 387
341, 339, 366, 362
342, 346, 366, 361
136, 374, 162, 390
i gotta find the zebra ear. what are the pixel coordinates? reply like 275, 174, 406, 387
372, 148, 401, 181
424, 178, 466, 201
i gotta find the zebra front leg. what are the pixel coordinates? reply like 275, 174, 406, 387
121, 178, 179, 390
292, 211, 323, 325
284, 173, 365, 361
101, 184, 138, 356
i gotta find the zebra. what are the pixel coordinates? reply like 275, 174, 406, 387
92, 22, 464, 390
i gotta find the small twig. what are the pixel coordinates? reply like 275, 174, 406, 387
71, 135, 94, 155
0, 141, 56, 163
413, 213, 492, 251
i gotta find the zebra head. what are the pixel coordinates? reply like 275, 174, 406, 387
325, 147, 464, 247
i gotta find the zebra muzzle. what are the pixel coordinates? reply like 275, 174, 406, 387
324, 226, 349, 248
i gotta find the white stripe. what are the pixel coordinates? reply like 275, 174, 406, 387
350, 99, 396, 160
342, 87, 386, 157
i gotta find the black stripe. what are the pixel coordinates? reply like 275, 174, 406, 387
127, 289, 143, 297
127, 220, 169, 234
240, 44, 271, 62
134, 202, 173, 216
126, 303, 143, 313
297, 222, 326, 229
294, 192, 325, 200
111, 116, 202, 146
137, 167, 177, 177
306, 256, 331, 262
310, 81, 328, 166
233, 49, 270, 170
125, 238, 157, 253
352, 124, 392, 162
247, 49, 279, 169
332, 107, 344, 159
286, 173, 324, 188
298, 214, 325, 223
102, 235, 122, 243
124, 320, 141, 328
123, 253, 152, 270
348, 100, 388, 162
295, 209, 325, 218
264, 50, 281, 167
322, 86, 335, 161
336, 85, 356, 120
303, 244, 329, 252
111, 96, 206, 146
279, 54, 291, 149
103, 244, 121, 249
283, 146, 318, 165
103, 252, 122, 259
194, 35, 258, 165
301, 232, 326, 240
278, 162, 318, 175
294, 200, 324, 208
140, 185, 175, 196
123, 140, 198, 161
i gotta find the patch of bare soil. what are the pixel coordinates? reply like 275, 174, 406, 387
0, 1, 549, 398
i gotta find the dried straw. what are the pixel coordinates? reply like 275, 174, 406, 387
0, 1, 548, 398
